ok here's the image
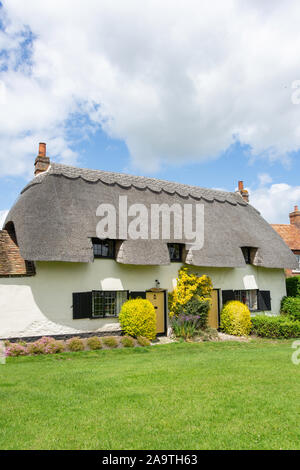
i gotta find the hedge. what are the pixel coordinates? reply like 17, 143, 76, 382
286, 276, 300, 297
280, 296, 300, 321
251, 315, 300, 339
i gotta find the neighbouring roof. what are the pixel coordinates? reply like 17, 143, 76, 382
4, 163, 298, 269
0, 229, 34, 276
271, 224, 300, 252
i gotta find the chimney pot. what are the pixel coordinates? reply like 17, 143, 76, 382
237, 180, 249, 203
38, 142, 46, 157
295, 205, 299, 212
34, 142, 50, 176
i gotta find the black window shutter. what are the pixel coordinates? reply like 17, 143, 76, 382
257, 291, 271, 311
73, 292, 92, 319
222, 290, 235, 305
129, 291, 146, 299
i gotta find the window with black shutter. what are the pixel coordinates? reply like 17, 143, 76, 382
222, 289, 260, 311
72, 291, 128, 319
257, 291, 271, 311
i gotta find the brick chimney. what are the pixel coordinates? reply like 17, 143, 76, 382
34, 142, 50, 176
289, 205, 300, 228
237, 180, 249, 203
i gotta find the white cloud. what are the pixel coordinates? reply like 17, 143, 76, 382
258, 173, 273, 186
1, 0, 300, 174
0, 210, 8, 229
251, 183, 300, 224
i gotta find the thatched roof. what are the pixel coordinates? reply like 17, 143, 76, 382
4, 163, 297, 268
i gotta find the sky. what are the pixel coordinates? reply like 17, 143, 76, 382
1, 0, 300, 229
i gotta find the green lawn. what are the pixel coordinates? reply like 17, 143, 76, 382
0, 340, 299, 450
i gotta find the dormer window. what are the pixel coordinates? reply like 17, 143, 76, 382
241, 246, 254, 264
168, 243, 183, 262
92, 238, 115, 259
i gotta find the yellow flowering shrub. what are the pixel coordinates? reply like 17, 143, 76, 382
169, 267, 213, 318
119, 299, 156, 340
220, 300, 252, 336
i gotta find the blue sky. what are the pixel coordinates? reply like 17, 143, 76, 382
1, 133, 299, 222
1, 1, 300, 226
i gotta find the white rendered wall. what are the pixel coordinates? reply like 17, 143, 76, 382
0, 260, 286, 338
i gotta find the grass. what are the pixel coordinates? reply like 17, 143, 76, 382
0, 340, 299, 450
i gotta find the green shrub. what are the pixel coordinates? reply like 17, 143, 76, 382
137, 336, 151, 346
176, 298, 210, 329
119, 299, 156, 340
102, 336, 118, 348
87, 336, 102, 350
121, 336, 135, 348
220, 300, 252, 336
66, 337, 85, 352
251, 315, 300, 338
286, 276, 300, 297
281, 296, 300, 321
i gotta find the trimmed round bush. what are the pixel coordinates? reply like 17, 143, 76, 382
87, 336, 102, 350
220, 300, 252, 336
44, 339, 65, 354
137, 336, 151, 347
119, 299, 156, 340
121, 336, 135, 348
281, 296, 300, 321
66, 337, 84, 352
102, 336, 118, 348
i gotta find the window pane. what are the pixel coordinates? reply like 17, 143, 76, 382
104, 292, 116, 316
116, 291, 128, 315
92, 239, 115, 258
93, 292, 105, 317
168, 243, 181, 261
102, 241, 109, 257
234, 289, 257, 311
92, 291, 126, 317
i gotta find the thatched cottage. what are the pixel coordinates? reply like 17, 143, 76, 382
0, 144, 297, 340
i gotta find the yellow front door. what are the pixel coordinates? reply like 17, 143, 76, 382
146, 290, 165, 334
208, 289, 219, 329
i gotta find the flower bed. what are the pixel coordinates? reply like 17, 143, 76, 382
5, 335, 151, 357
